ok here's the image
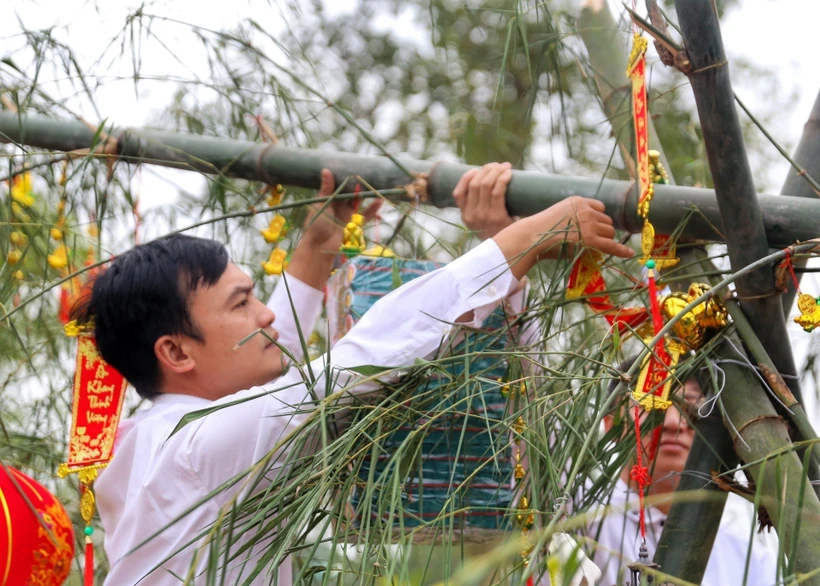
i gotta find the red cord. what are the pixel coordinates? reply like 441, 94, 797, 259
630, 405, 651, 539
353, 184, 361, 213
785, 248, 801, 292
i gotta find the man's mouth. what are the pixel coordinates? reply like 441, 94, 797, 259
658, 440, 688, 452
264, 330, 280, 348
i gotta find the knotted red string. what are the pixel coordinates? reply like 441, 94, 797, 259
784, 248, 801, 292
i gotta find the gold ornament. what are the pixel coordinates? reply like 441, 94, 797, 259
7, 249, 22, 264
648, 150, 669, 184
266, 184, 285, 207
47, 244, 69, 270
51, 227, 64, 241
9, 231, 25, 246
660, 283, 729, 351
516, 496, 534, 530
80, 487, 96, 525
260, 214, 287, 243
795, 293, 820, 332
262, 247, 289, 275
341, 213, 366, 257
513, 416, 526, 436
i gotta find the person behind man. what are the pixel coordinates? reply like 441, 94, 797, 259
587, 360, 777, 585
78, 164, 633, 585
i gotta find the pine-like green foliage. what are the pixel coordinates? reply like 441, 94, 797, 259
0, 1, 812, 584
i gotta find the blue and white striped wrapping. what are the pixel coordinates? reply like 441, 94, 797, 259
327, 255, 518, 539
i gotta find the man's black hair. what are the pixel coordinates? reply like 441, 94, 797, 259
72, 234, 230, 400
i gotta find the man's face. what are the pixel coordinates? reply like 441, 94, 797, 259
646, 379, 703, 494
607, 379, 703, 495
183, 262, 284, 400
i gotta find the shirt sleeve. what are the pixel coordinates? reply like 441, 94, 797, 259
265, 273, 324, 363
183, 239, 519, 492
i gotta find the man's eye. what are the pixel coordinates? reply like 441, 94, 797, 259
235, 299, 249, 309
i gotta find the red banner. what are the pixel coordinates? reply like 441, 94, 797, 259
627, 34, 651, 215
567, 253, 648, 334
632, 341, 681, 411
62, 334, 127, 473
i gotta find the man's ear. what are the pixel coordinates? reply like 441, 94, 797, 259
154, 334, 196, 375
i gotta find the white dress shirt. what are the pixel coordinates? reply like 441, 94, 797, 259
95, 240, 519, 585
589, 479, 777, 586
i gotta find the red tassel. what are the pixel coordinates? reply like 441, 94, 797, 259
527, 576, 534, 586
645, 261, 669, 362
84, 536, 94, 586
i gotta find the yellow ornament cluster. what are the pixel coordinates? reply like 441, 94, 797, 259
262, 248, 289, 276
48, 167, 71, 271
660, 283, 729, 352
7, 172, 35, 273
795, 293, 820, 332
260, 184, 289, 276
340, 213, 366, 258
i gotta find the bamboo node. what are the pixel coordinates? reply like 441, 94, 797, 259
404, 172, 429, 203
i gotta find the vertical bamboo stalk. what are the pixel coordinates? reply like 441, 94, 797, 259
652, 405, 738, 584
714, 338, 820, 582
577, 3, 738, 579
675, 0, 820, 579
577, 0, 673, 178
674, 0, 802, 402
781, 89, 820, 310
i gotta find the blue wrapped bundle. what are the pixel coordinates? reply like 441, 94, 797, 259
326, 254, 521, 541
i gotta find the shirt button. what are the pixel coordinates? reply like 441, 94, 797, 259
488, 285, 498, 296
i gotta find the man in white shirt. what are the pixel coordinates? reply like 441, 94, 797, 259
589, 365, 777, 585
76, 165, 633, 585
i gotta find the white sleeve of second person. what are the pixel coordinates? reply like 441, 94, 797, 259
266, 272, 325, 363
183, 239, 519, 492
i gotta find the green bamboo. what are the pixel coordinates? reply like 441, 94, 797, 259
675, 0, 820, 580
577, 0, 673, 178
3, 111, 820, 246
576, 4, 748, 579
715, 337, 820, 583
724, 299, 820, 496
781, 89, 820, 311
674, 0, 801, 401
651, 399, 739, 584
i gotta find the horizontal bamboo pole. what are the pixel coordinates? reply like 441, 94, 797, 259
1, 111, 820, 246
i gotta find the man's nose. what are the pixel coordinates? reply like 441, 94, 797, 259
257, 302, 275, 329
664, 405, 689, 430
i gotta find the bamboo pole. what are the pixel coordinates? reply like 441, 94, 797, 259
651, 401, 739, 584
2, 112, 820, 247
577, 0, 673, 177
715, 337, 820, 582
674, 0, 820, 580
575, 3, 737, 579
781, 89, 820, 311
673, 0, 801, 401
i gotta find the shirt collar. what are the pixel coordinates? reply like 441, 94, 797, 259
151, 393, 212, 408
